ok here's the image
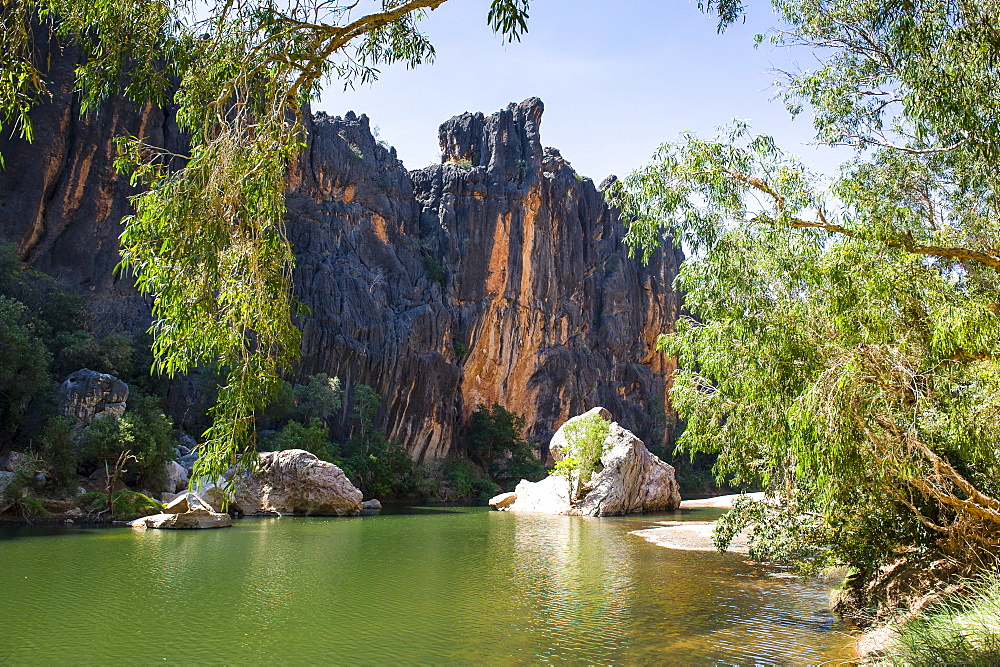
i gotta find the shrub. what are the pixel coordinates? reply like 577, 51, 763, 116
553, 412, 609, 482
1, 459, 49, 521
78, 395, 176, 491
292, 373, 342, 424
468, 403, 545, 489
0, 296, 53, 445
39, 416, 76, 492
337, 430, 417, 499
78, 490, 162, 519
268, 418, 335, 459
438, 459, 496, 502
420, 255, 447, 289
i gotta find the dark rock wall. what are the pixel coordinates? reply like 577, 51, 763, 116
286, 98, 683, 462
0, 39, 182, 334
0, 48, 682, 461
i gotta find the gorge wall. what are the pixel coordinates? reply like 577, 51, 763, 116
0, 55, 683, 462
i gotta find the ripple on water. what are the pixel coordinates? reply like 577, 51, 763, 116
0, 508, 856, 663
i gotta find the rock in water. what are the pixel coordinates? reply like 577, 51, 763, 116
232, 449, 363, 516
488, 492, 517, 509
58, 369, 128, 428
162, 492, 215, 515
130, 509, 231, 530
362, 499, 382, 510
508, 476, 575, 515
502, 408, 681, 517
579, 422, 680, 516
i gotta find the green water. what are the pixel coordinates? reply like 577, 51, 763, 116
0, 507, 855, 664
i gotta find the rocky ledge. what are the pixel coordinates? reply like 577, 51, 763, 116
490, 408, 681, 516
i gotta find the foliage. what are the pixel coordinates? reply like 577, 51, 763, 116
421, 254, 447, 289
1, 458, 48, 520
77, 491, 108, 513
38, 416, 76, 492
78, 395, 176, 491
349, 384, 381, 442
0, 296, 52, 443
50, 331, 134, 380
883, 573, 1000, 665
265, 418, 334, 459
110, 490, 162, 518
468, 403, 545, 489
292, 374, 342, 425
552, 412, 610, 493
607, 0, 1000, 572
435, 459, 497, 502
78, 490, 162, 519
337, 434, 418, 500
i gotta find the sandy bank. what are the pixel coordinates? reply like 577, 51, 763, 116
629, 493, 765, 551
678, 491, 765, 509
630, 521, 749, 552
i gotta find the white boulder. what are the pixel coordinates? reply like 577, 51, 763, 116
502, 409, 681, 517
231, 449, 362, 516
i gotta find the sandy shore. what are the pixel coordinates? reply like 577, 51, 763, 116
678, 491, 765, 509
629, 493, 764, 552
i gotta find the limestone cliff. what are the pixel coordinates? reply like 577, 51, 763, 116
287, 99, 683, 461
0, 55, 682, 462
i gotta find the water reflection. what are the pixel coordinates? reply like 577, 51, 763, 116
0, 508, 855, 663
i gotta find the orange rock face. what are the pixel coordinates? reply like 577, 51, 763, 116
289, 99, 682, 462
0, 43, 681, 462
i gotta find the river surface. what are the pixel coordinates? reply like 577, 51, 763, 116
0, 506, 855, 664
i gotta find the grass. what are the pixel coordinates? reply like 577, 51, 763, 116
78, 490, 163, 519
882, 571, 1000, 666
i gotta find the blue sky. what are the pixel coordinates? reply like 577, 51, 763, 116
319, 0, 852, 181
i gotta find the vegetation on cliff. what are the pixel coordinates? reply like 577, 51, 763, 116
610, 0, 1000, 585
2, 0, 536, 485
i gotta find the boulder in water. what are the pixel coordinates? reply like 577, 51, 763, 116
232, 449, 362, 516
488, 492, 517, 509
131, 508, 231, 529
163, 492, 214, 514
501, 408, 681, 517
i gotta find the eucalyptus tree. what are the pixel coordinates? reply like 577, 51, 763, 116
1, 0, 532, 484
609, 0, 1000, 571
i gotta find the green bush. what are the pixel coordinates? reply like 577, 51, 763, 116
78, 491, 108, 512
337, 430, 417, 499
78, 395, 176, 491
39, 415, 76, 492
468, 403, 545, 490
550, 412, 610, 499
1, 459, 49, 521
0, 296, 53, 445
267, 418, 336, 459
421, 255, 447, 289
437, 459, 496, 502
291, 373, 342, 424
78, 490, 162, 519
